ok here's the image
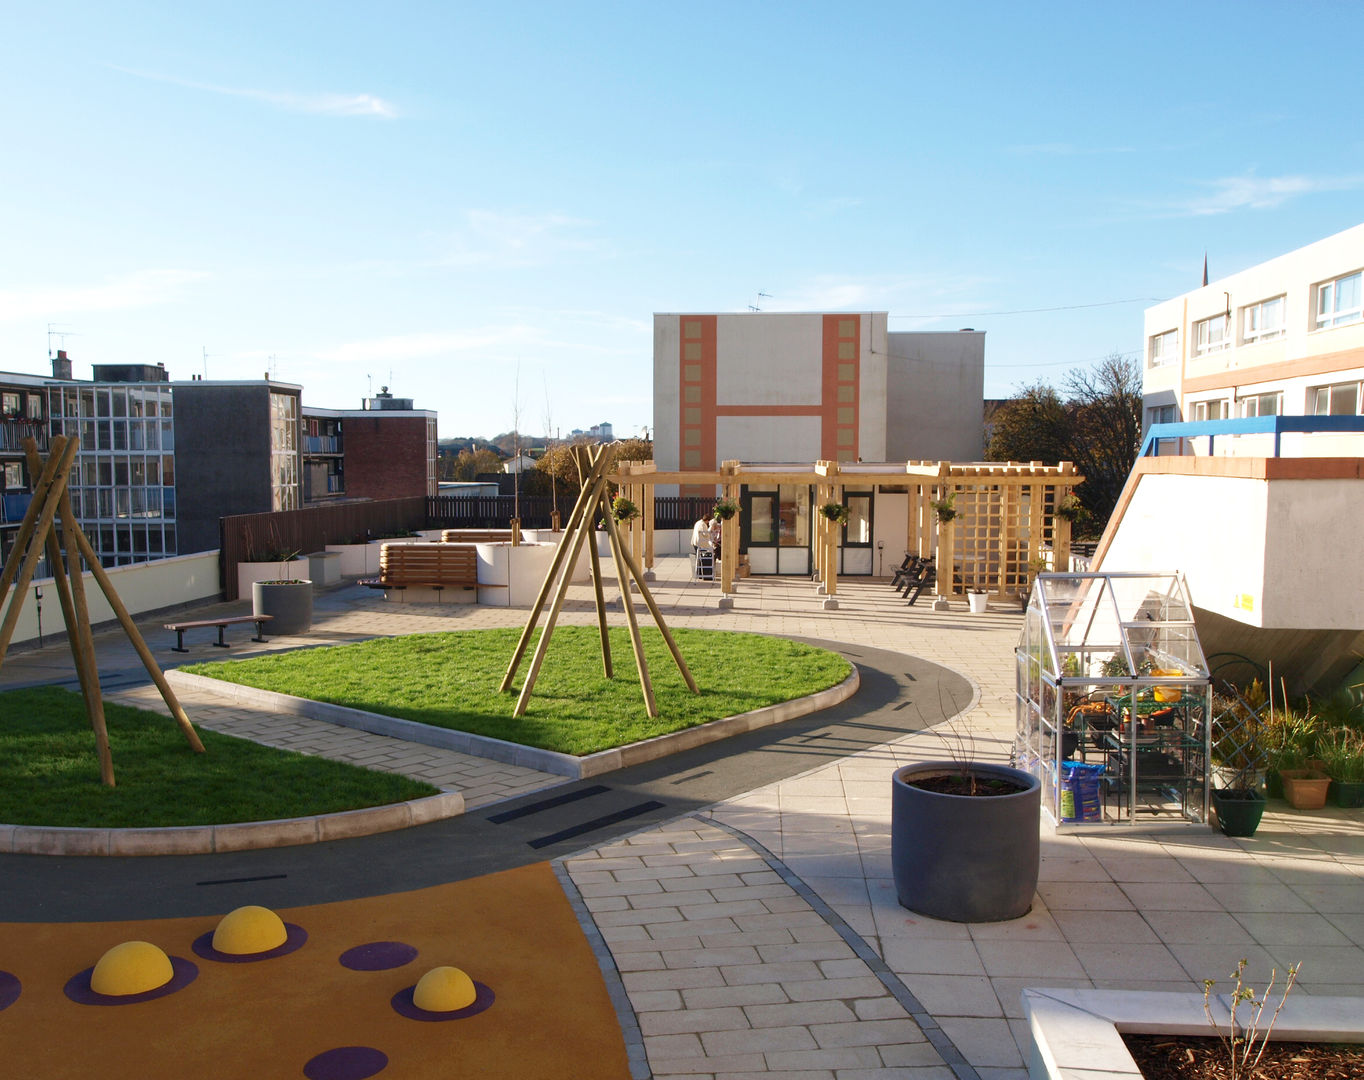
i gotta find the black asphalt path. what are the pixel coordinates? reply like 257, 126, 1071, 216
0, 638, 973, 923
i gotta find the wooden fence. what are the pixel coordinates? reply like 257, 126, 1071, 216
220, 497, 425, 600
424, 494, 718, 531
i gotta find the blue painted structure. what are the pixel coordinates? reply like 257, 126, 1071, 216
1140, 416, 1364, 458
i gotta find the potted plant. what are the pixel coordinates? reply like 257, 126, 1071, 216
818, 502, 849, 526
1279, 764, 1333, 810
930, 491, 956, 523
966, 582, 989, 614
248, 543, 313, 636
1209, 681, 1268, 837
1053, 495, 1082, 523
610, 495, 639, 523
712, 498, 738, 521
1261, 706, 1319, 799
891, 726, 1041, 922
1317, 727, 1364, 808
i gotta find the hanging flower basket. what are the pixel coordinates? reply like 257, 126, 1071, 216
930, 493, 956, 522
819, 502, 850, 525
611, 496, 639, 523
712, 499, 738, 521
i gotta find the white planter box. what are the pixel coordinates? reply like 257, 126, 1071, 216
325, 543, 380, 576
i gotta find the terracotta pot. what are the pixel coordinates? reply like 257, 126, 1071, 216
1280, 769, 1332, 811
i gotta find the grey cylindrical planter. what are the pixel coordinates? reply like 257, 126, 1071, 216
892, 761, 1041, 923
252, 580, 313, 636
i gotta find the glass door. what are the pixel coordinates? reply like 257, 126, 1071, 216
839, 490, 873, 575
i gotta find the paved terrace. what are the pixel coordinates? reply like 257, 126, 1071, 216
3, 557, 1363, 1080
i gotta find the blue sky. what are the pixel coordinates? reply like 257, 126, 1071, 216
3, 2, 1361, 440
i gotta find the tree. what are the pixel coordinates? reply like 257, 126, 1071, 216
1062, 353, 1142, 531
449, 447, 503, 481
985, 354, 1142, 538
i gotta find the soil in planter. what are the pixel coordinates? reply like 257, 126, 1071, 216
1123, 1033, 1364, 1079
908, 774, 1028, 797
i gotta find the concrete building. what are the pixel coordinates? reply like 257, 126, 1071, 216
1143, 222, 1364, 445
0, 371, 49, 568
653, 312, 984, 496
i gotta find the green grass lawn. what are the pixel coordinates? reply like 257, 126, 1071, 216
186, 627, 852, 756
0, 686, 438, 828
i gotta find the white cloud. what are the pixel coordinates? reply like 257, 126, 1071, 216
112, 66, 399, 118
1171, 173, 1364, 216
438, 211, 608, 269
0, 268, 208, 322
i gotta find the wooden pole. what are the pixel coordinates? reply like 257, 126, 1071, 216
605, 503, 698, 694
65, 515, 206, 753
602, 490, 657, 718
0, 436, 79, 668
512, 468, 612, 717
499, 445, 613, 692
22, 442, 114, 785
643, 485, 655, 572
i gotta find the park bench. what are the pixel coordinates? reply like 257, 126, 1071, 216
362, 543, 485, 602
439, 529, 513, 543
903, 557, 937, 606
165, 614, 272, 653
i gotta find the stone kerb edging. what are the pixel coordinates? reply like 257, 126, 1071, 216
164, 665, 861, 780
0, 791, 465, 858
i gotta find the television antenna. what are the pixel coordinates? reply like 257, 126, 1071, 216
201, 346, 220, 379
47, 323, 80, 358
747, 291, 772, 312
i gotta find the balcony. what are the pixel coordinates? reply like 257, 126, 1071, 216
0, 421, 49, 452
305, 435, 342, 454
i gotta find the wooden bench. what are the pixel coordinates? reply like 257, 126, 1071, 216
165, 614, 272, 653
375, 543, 480, 596
439, 529, 513, 543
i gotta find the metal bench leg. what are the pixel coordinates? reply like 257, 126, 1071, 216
172, 630, 188, 653
252, 620, 269, 643
214, 624, 230, 648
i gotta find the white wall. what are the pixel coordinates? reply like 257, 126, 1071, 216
654, 315, 681, 473
715, 415, 822, 463
5, 550, 222, 647
1101, 471, 1364, 631
872, 492, 909, 577
884, 330, 986, 462
716, 314, 824, 406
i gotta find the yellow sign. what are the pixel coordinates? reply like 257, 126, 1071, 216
1234, 593, 1255, 612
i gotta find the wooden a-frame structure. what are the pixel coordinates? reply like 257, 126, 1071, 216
500, 443, 698, 718
0, 437, 204, 786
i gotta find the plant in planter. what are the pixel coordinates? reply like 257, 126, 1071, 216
818, 502, 849, 526
712, 499, 738, 521
610, 495, 639, 523
891, 723, 1040, 922
1261, 705, 1320, 799
1209, 680, 1269, 837
1317, 727, 1364, 808
965, 579, 989, 613
245, 532, 313, 636
1053, 495, 1082, 523
929, 491, 956, 523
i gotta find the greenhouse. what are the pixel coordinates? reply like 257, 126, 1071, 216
1015, 571, 1212, 826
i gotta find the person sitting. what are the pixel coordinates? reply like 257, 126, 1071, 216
691, 516, 712, 556
709, 515, 723, 563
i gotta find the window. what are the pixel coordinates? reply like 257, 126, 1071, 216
1312, 381, 1361, 416
1193, 313, 1231, 355
1, 391, 18, 416
1148, 329, 1178, 368
1241, 295, 1285, 343
1148, 404, 1177, 426
1193, 399, 1229, 421
25, 393, 42, 420
1316, 270, 1362, 329
3, 462, 21, 489
1238, 392, 1281, 418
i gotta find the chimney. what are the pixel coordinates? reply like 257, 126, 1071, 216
52, 349, 72, 380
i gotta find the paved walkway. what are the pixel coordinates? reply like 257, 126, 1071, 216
4, 556, 1363, 1080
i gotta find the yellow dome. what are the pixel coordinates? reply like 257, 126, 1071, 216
413, 966, 476, 1012
90, 941, 174, 996
212, 905, 288, 955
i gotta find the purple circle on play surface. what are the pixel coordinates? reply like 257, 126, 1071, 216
303, 1046, 388, 1080
191, 923, 308, 963
0, 971, 20, 1011
390, 980, 495, 1022
339, 941, 418, 971
63, 956, 198, 1006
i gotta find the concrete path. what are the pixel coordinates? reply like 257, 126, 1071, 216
4, 555, 1362, 1080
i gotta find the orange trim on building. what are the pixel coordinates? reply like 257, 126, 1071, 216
713, 404, 824, 416
678, 315, 718, 494
821, 314, 859, 461
1182, 345, 1364, 395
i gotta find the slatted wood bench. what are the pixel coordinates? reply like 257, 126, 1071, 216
165, 614, 272, 653
366, 543, 485, 602
439, 529, 513, 543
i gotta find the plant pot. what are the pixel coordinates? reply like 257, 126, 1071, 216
1265, 769, 1283, 800
252, 580, 313, 636
1332, 780, 1364, 809
1210, 788, 1266, 837
891, 762, 1040, 923
967, 591, 988, 614
1280, 769, 1332, 811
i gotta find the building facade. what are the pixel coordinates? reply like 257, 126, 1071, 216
1143, 223, 1364, 437
302, 390, 438, 504
654, 312, 985, 495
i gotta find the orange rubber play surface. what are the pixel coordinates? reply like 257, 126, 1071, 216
0, 862, 631, 1079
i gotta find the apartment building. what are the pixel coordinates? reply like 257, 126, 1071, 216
1143, 222, 1364, 437
0, 371, 50, 567
302, 389, 438, 504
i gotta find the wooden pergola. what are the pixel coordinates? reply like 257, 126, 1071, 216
612, 459, 1083, 603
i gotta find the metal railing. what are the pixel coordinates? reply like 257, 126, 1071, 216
1141, 415, 1364, 458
